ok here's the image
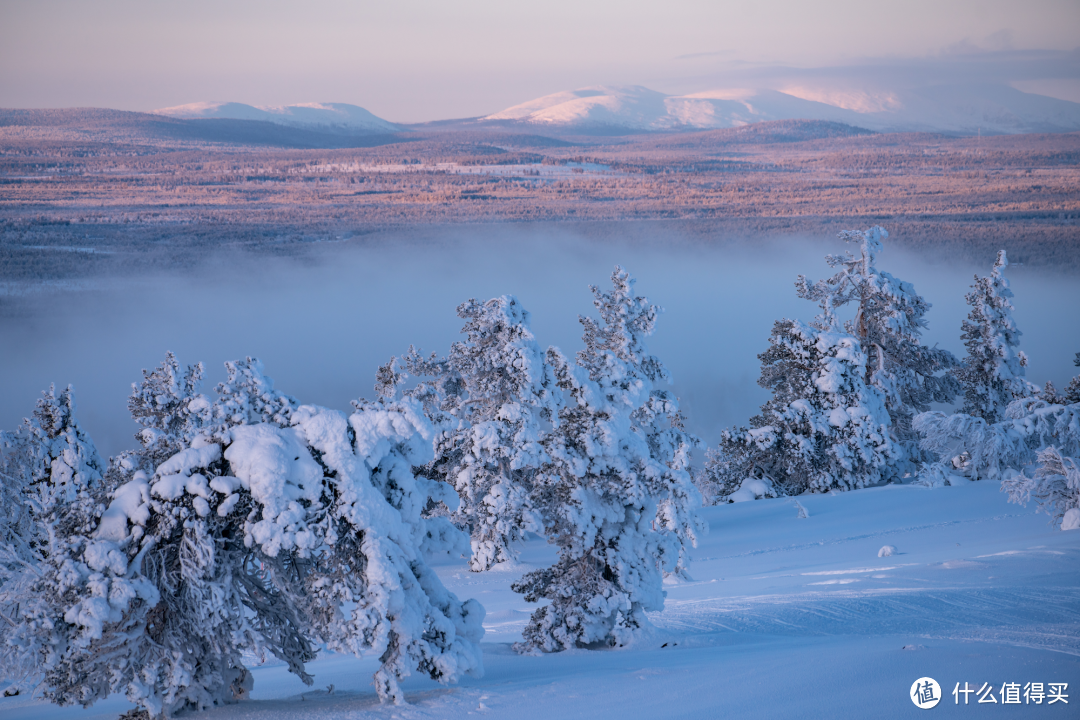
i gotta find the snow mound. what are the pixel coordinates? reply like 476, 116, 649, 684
878, 545, 897, 557
727, 476, 778, 503
1062, 508, 1080, 531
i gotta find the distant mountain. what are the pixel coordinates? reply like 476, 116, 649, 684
483, 86, 861, 132
0, 108, 408, 149
153, 102, 402, 133
483, 84, 1080, 135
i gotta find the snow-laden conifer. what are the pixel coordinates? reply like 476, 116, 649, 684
795, 226, 958, 475
952, 250, 1032, 423
127, 351, 211, 468
402, 296, 560, 571
915, 396, 1080, 482
214, 357, 298, 430
0, 387, 176, 709
575, 269, 703, 575
512, 267, 701, 652
288, 400, 485, 701
1, 362, 485, 716
704, 319, 895, 498
1066, 353, 1080, 405
1044, 352, 1080, 406
1002, 446, 1080, 530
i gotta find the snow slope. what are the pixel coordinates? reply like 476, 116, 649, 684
484, 84, 1080, 134
4, 479, 1076, 719
153, 102, 402, 133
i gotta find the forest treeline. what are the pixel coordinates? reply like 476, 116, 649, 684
2, 122, 1079, 288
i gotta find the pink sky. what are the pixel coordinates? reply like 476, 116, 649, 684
1, 0, 1078, 122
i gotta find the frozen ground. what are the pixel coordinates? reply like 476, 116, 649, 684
3, 479, 1077, 719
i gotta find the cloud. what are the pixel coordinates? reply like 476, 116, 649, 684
664, 48, 1080, 100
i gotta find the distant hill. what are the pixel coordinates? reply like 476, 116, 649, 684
153, 102, 402, 133
0, 108, 410, 149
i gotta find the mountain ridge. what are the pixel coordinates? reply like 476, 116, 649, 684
479, 83, 1080, 135
153, 101, 402, 134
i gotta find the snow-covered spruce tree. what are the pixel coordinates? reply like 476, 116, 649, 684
795, 226, 958, 476
576, 269, 703, 576
1067, 353, 1080, 405
0, 373, 277, 718
1002, 446, 1080, 530
704, 319, 895, 498
200, 359, 483, 704
952, 250, 1032, 424
0, 387, 167, 706
512, 267, 701, 652
402, 296, 560, 571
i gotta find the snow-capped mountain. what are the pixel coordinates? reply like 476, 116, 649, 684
484, 84, 1080, 134
153, 102, 402, 133
485, 86, 864, 130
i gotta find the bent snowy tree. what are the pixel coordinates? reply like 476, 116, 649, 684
0, 358, 484, 717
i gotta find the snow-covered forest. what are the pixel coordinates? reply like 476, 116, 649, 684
2, 228, 1078, 719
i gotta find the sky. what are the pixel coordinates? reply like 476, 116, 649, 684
1, 0, 1078, 122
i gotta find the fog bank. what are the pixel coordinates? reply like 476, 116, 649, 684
1, 226, 1077, 458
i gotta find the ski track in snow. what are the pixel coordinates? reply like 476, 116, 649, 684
654, 586, 1080, 655
698, 513, 1030, 560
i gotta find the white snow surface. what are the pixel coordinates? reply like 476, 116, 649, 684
484, 83, 1080, 134
152, 102, 402, 133
4, 479, 1076, 719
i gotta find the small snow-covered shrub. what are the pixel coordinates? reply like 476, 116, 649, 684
1002, 446, 1080, 530
911, 461, 968, 487
878, 545, 897, 557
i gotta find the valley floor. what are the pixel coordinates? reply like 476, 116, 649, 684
3, 480, 1077, 719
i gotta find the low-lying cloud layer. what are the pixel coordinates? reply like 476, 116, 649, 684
2, 227, 1078, 459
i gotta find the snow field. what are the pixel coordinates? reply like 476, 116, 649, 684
4, 478, 1075, 719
